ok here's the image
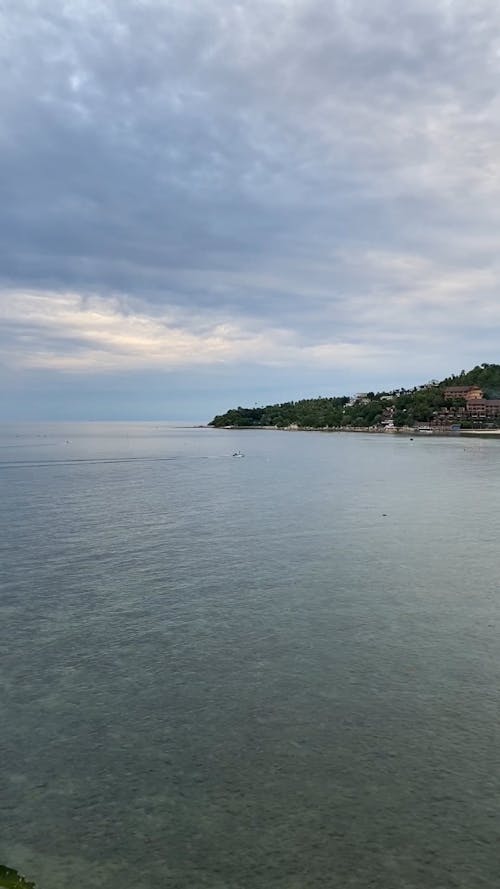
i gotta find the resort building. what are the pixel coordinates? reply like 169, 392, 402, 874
444, 385, 483, 401
466, 399, 500, 419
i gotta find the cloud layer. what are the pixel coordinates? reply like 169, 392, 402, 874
2, 0, 500, 415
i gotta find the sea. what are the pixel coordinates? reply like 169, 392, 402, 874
1, 422, 500, 889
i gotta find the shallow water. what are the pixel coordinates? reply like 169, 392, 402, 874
1, 423, 500, 888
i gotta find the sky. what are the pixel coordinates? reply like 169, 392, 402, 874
1, 0, 500, 421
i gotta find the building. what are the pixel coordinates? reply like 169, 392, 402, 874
444, 385, 483, 401
466, 399, 500, 419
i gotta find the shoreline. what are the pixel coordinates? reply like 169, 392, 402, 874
211, 425, 500, 437
458, 428, 500, 436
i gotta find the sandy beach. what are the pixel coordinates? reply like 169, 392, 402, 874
460, 429, 500, 435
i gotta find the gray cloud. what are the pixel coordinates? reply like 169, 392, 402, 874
1, 0, 500, 415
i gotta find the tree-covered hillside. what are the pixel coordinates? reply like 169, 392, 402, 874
210, 396, 349, 429
209, 363, 500, 429
440, 363, 500, 397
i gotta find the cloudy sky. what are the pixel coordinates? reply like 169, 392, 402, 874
2, 0, 500, 420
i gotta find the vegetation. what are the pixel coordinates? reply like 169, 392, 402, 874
441, 362, 500, 397
0, 866, 36, 889
209, 363, 500, 430
210, 397, 349, 429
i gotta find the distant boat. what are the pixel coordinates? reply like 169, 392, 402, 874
232, 451, 244, 458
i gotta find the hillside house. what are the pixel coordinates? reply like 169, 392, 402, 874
444, 385, 483, 401
466, 399, 500, 419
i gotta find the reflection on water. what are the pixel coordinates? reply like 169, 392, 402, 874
2, 424, 500, 888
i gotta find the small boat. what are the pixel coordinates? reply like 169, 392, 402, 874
232, 451, 244, 458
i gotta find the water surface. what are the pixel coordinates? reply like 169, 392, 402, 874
1, 423, 500, 888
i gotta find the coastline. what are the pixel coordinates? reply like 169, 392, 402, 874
211, 425, 500, 437
458, 428, 500, 436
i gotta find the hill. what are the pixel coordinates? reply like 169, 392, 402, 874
209, 363, 500, 430
440, 363, 500, 397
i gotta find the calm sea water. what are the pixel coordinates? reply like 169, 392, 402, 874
1, 423, 500, 889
